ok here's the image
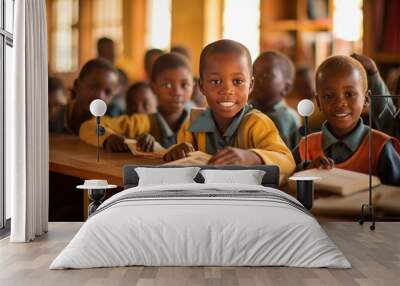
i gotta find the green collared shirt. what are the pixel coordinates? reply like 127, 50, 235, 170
188, 105, 252, 154
155, 109, 189, 148
249, 99, 301, 149
322, 119, 368, 163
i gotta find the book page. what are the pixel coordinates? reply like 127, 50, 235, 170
288, 168, 381, 196
124, 138, 166, 158
163, 151, 212, 166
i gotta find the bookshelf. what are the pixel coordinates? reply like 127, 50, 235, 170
363, 0, 400, 75
260, 0, 334, 68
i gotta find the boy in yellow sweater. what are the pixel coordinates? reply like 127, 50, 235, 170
79, 53, 194, 152
164, 39, 295, 175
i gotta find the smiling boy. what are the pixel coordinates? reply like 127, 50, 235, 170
292, 55, 400, 185
164, 40, 295, 175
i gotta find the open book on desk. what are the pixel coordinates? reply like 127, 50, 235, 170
163, 151, 212, 166
288, 167, 381, 196
124, 138, 166, 159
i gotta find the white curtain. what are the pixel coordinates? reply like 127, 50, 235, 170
7, 0, 49, 242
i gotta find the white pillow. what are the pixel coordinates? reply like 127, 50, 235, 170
135, 167, 200, 186
200, 169, 266, 185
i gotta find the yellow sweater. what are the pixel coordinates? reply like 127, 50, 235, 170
176, 109, 295, 176
79, 114, 155, 147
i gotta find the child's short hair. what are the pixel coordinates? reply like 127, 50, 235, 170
48, 76, 64, 94
145, 49, 164, 70
126, 81, 151, 97
150, 53, 192, 82
255, 51, 295, 84
78, 58, 117, 81
97, 37, 114, 50
171, 45, 191, 60
199, 39, 252, 78
316, 55, 368, 91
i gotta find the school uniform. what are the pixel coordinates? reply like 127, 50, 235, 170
292, 119, 400, 185
79, 109, 189, 149
249, 99, 301, 149
175, 105, 296, 176
106, 97, 125, 117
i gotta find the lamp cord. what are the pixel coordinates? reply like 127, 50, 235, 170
304, 116, 308, 163
96, 116, 100, 162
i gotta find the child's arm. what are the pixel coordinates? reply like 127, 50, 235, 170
351, 54, 399, 137
164, 120, 196, 161
292, 144, 334, 171
378, 140, 400, 186
208, 147, 262, 165
307, 156, 335, 169
351, 54, 387, 91
79, 114, 151, 148
136, 134, 155, 152
164, 142, 195, 161
103, 134, 129, 152
242, 113, 296, 175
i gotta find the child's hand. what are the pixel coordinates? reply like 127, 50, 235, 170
164, 143, 195, 161
103, 134, 129, 152
308, 156, 334, 170
351, 53, 378, 76
136, 134, 155, 152
208, 147, 262, 165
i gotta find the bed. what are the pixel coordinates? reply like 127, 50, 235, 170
50, 165, 350, 269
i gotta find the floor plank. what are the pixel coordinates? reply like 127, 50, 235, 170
0, 222, 399, 286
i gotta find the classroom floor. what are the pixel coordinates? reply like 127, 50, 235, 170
0, 222, 399, 286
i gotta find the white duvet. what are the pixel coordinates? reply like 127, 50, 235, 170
50, 183, 350, 269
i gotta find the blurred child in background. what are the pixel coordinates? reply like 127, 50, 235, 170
125, 81, 157, 115
48, 76, 68, 133
250, 51, 301, 149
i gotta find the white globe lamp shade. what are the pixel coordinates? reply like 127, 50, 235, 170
297, 99, 315, 117
90, 99, 107, 117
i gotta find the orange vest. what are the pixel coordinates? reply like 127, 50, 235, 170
298, 129, 400, 175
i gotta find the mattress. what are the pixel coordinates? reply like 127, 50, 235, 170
50, 183, 350, 269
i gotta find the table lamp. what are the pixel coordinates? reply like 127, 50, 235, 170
77, 180, 117, 216
89, 99, 107, 162
290, 99, 318, 210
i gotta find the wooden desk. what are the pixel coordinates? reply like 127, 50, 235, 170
49, 133, 164, 220
49, 134, 400, 220
50, 133, 164, 186
312, 184, 400, 218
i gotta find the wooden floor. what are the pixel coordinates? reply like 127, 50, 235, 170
0, 222, 399, 286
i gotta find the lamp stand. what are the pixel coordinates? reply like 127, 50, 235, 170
96, 117, 100, 162
87, 188, 107, 216
359, 95, 375, 230
358, 102, 375, 230
356, 95, 400, 230
95, 116, 105, 162
304, 116, 309, 162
